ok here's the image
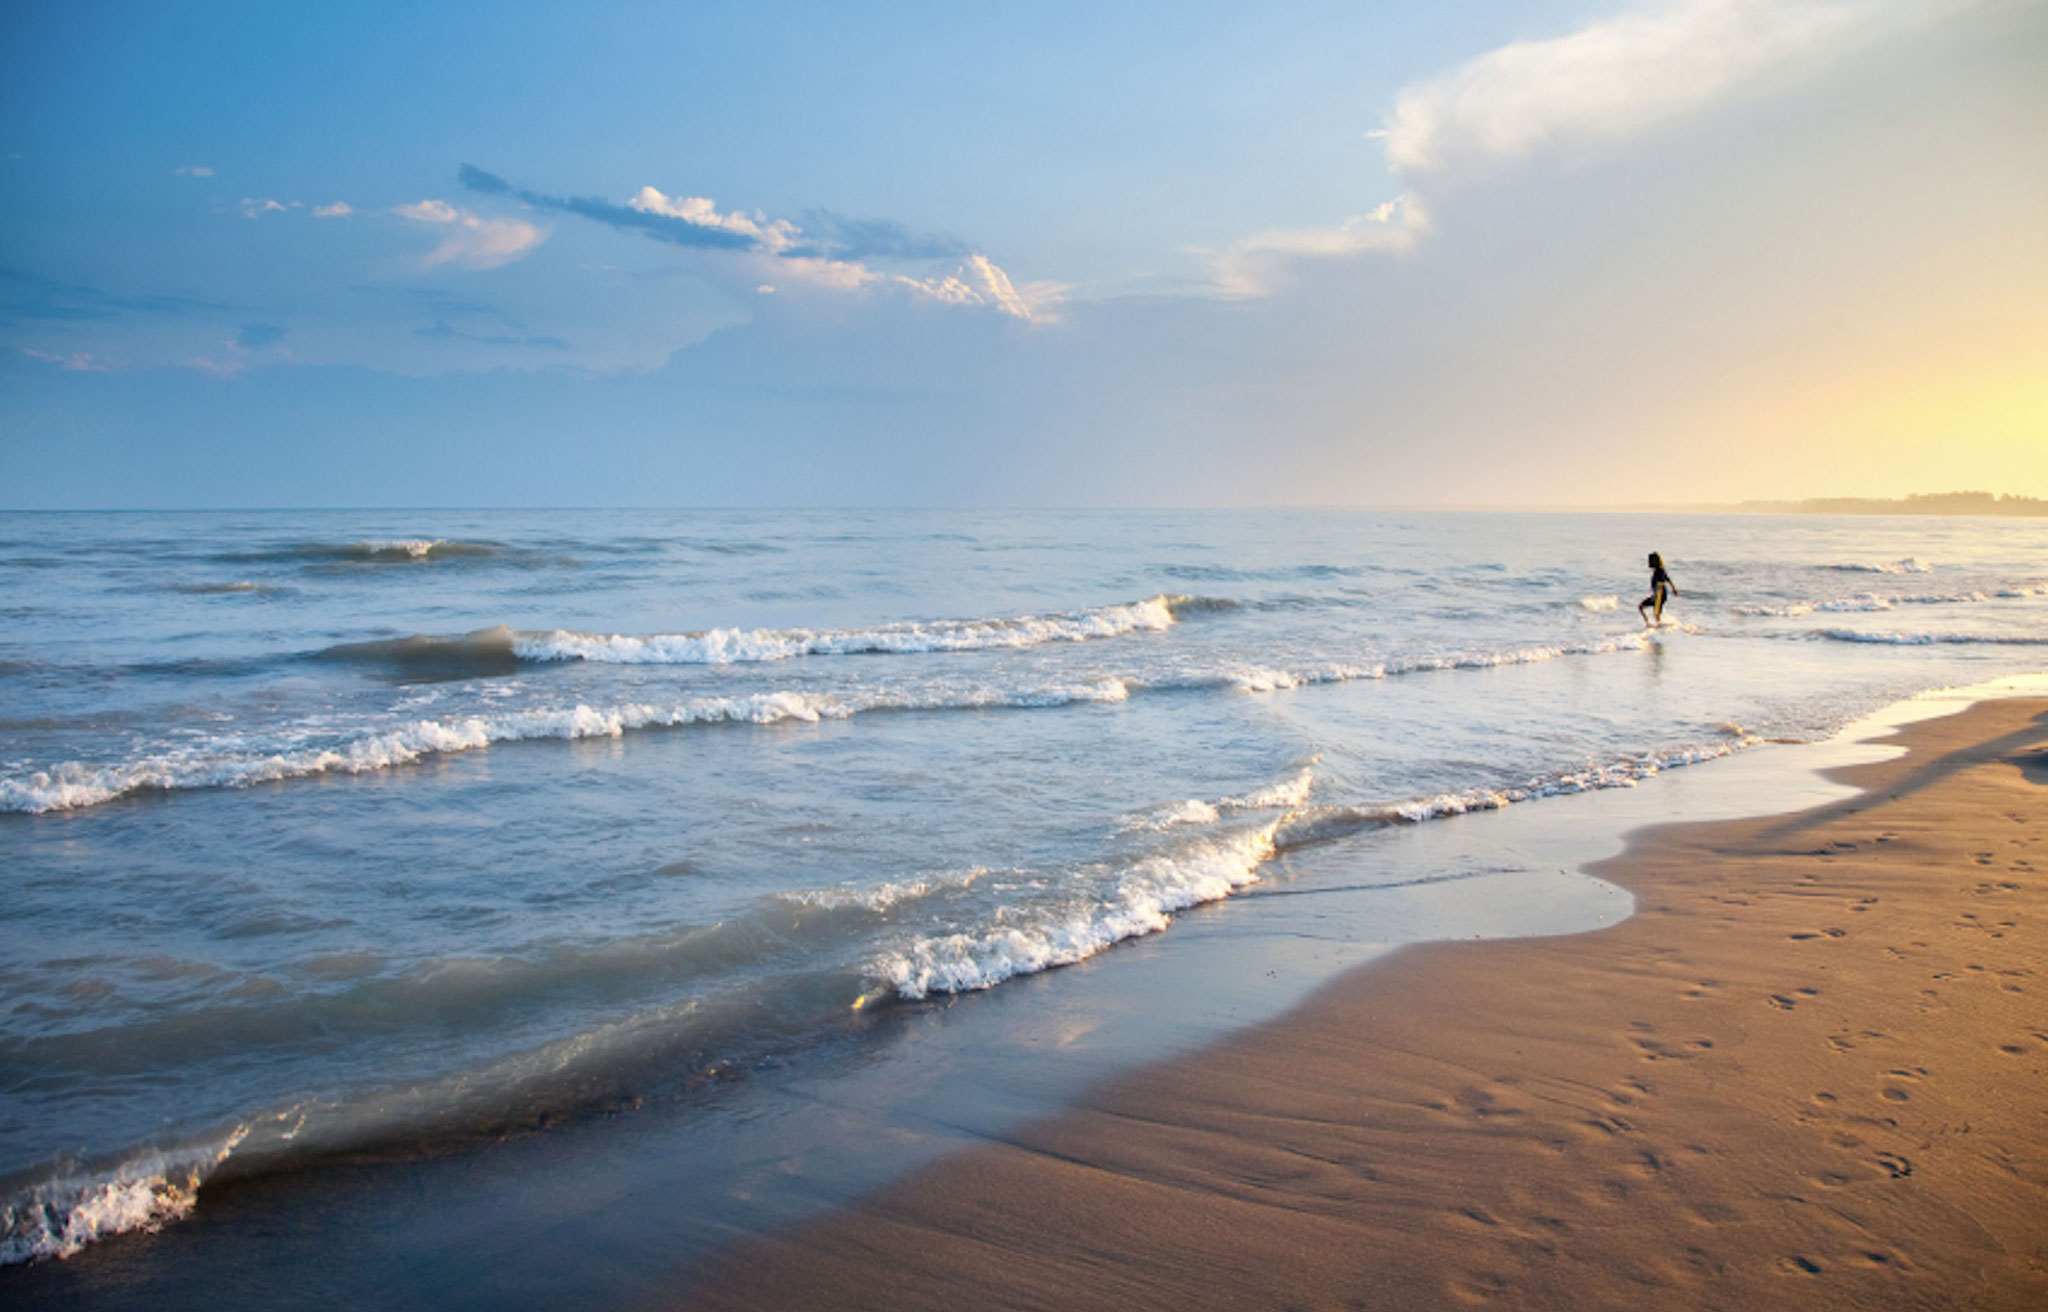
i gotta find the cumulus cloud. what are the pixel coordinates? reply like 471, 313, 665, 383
311, 202, 353, 218
1375, 0, 1964, 176
1210, 0, 1979, 298
391, 198, 547, 270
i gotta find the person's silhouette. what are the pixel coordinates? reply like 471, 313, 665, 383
1639, 552, 1677, 626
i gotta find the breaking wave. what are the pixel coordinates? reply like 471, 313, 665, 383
870, 732, 1752, 1001
1, 629, 1670, 815
1815, 629, 2048, 646
1733, 581, 2047, 618
1827, 558, 1933, 574
513, 595, 1197, 664
2, 727, 1755, 1262
2, 1127, 245, 1265
218, 539, 506, 565
308, 595, 1224, 680
871, 825, 1281, 999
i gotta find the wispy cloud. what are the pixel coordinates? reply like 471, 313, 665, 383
21, 347, 118, 372
457, 165, 755, 251
460, 164, 1053, 320
311, 202, 353, 218
239, 197, 298, 219
174, 165, 214, 178
391, 198, 548, 270
1203, 196, 1427, 297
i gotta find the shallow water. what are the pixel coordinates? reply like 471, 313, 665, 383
3, 508, 2045, 1269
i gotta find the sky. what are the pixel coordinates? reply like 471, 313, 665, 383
2, 0, 2044, 508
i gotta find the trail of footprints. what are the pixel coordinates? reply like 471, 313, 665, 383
1438, 801, 2040, 1299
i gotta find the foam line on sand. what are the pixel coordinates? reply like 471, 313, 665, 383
678, 696, 2048, 1311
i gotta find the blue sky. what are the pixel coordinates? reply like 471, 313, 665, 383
4, 0, 2044, 507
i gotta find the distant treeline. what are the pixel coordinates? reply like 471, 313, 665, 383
1736, 491, 2048, 517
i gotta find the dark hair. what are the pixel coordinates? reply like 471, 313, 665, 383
1648, 552, 1663, 568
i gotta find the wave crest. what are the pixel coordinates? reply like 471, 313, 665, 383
2, 1127, 245, 1265
514, 596, 1192, 666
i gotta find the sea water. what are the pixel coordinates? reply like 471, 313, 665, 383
3, 508, 2045, 1271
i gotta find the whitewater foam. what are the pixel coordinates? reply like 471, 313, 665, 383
1734, 587, 2017, 617
869, 730, 1753, 1002
0, 682, 1135, 813
1, 1127, 246, 1265
1, 630, 1668, 814
510, 595, 1186, 665
873, 824, 1282, 999
1816, 629, 2048, 646
1116, 766, 1315, 832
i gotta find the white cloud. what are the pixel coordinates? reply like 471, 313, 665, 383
1204, 196, 1426, 297
239, 197, 296, 218
890, 253, 1063, 322
628, 187, 805, 253
1209, 0, 1980, 298
392, 199, 547, 270
311, 202, 353, 218
630, 184, 1054, 320
1375, 0, 1962, 175
393, 199, 461, 223
174, 165, 214, 178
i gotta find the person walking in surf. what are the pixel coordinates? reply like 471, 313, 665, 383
1639, 552, 1678, 626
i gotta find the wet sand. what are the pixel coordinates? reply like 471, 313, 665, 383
679, 697, 2048, 1310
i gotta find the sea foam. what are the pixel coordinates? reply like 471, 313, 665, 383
510, 595, 1184, 665
1, 629, 1668, 814
873, 824, 1282, 999
1, 1127, 245, 1265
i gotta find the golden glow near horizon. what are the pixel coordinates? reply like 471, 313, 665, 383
1761, 352, 2048, 499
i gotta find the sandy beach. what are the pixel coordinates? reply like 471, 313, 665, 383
681, 696, 2048, 1311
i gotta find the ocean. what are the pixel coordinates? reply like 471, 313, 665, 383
3, 508, 2045, 1301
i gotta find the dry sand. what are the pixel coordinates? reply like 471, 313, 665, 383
679, 698, 2048, 1311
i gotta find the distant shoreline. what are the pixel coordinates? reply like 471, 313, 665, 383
1726, 491, 2048, 516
